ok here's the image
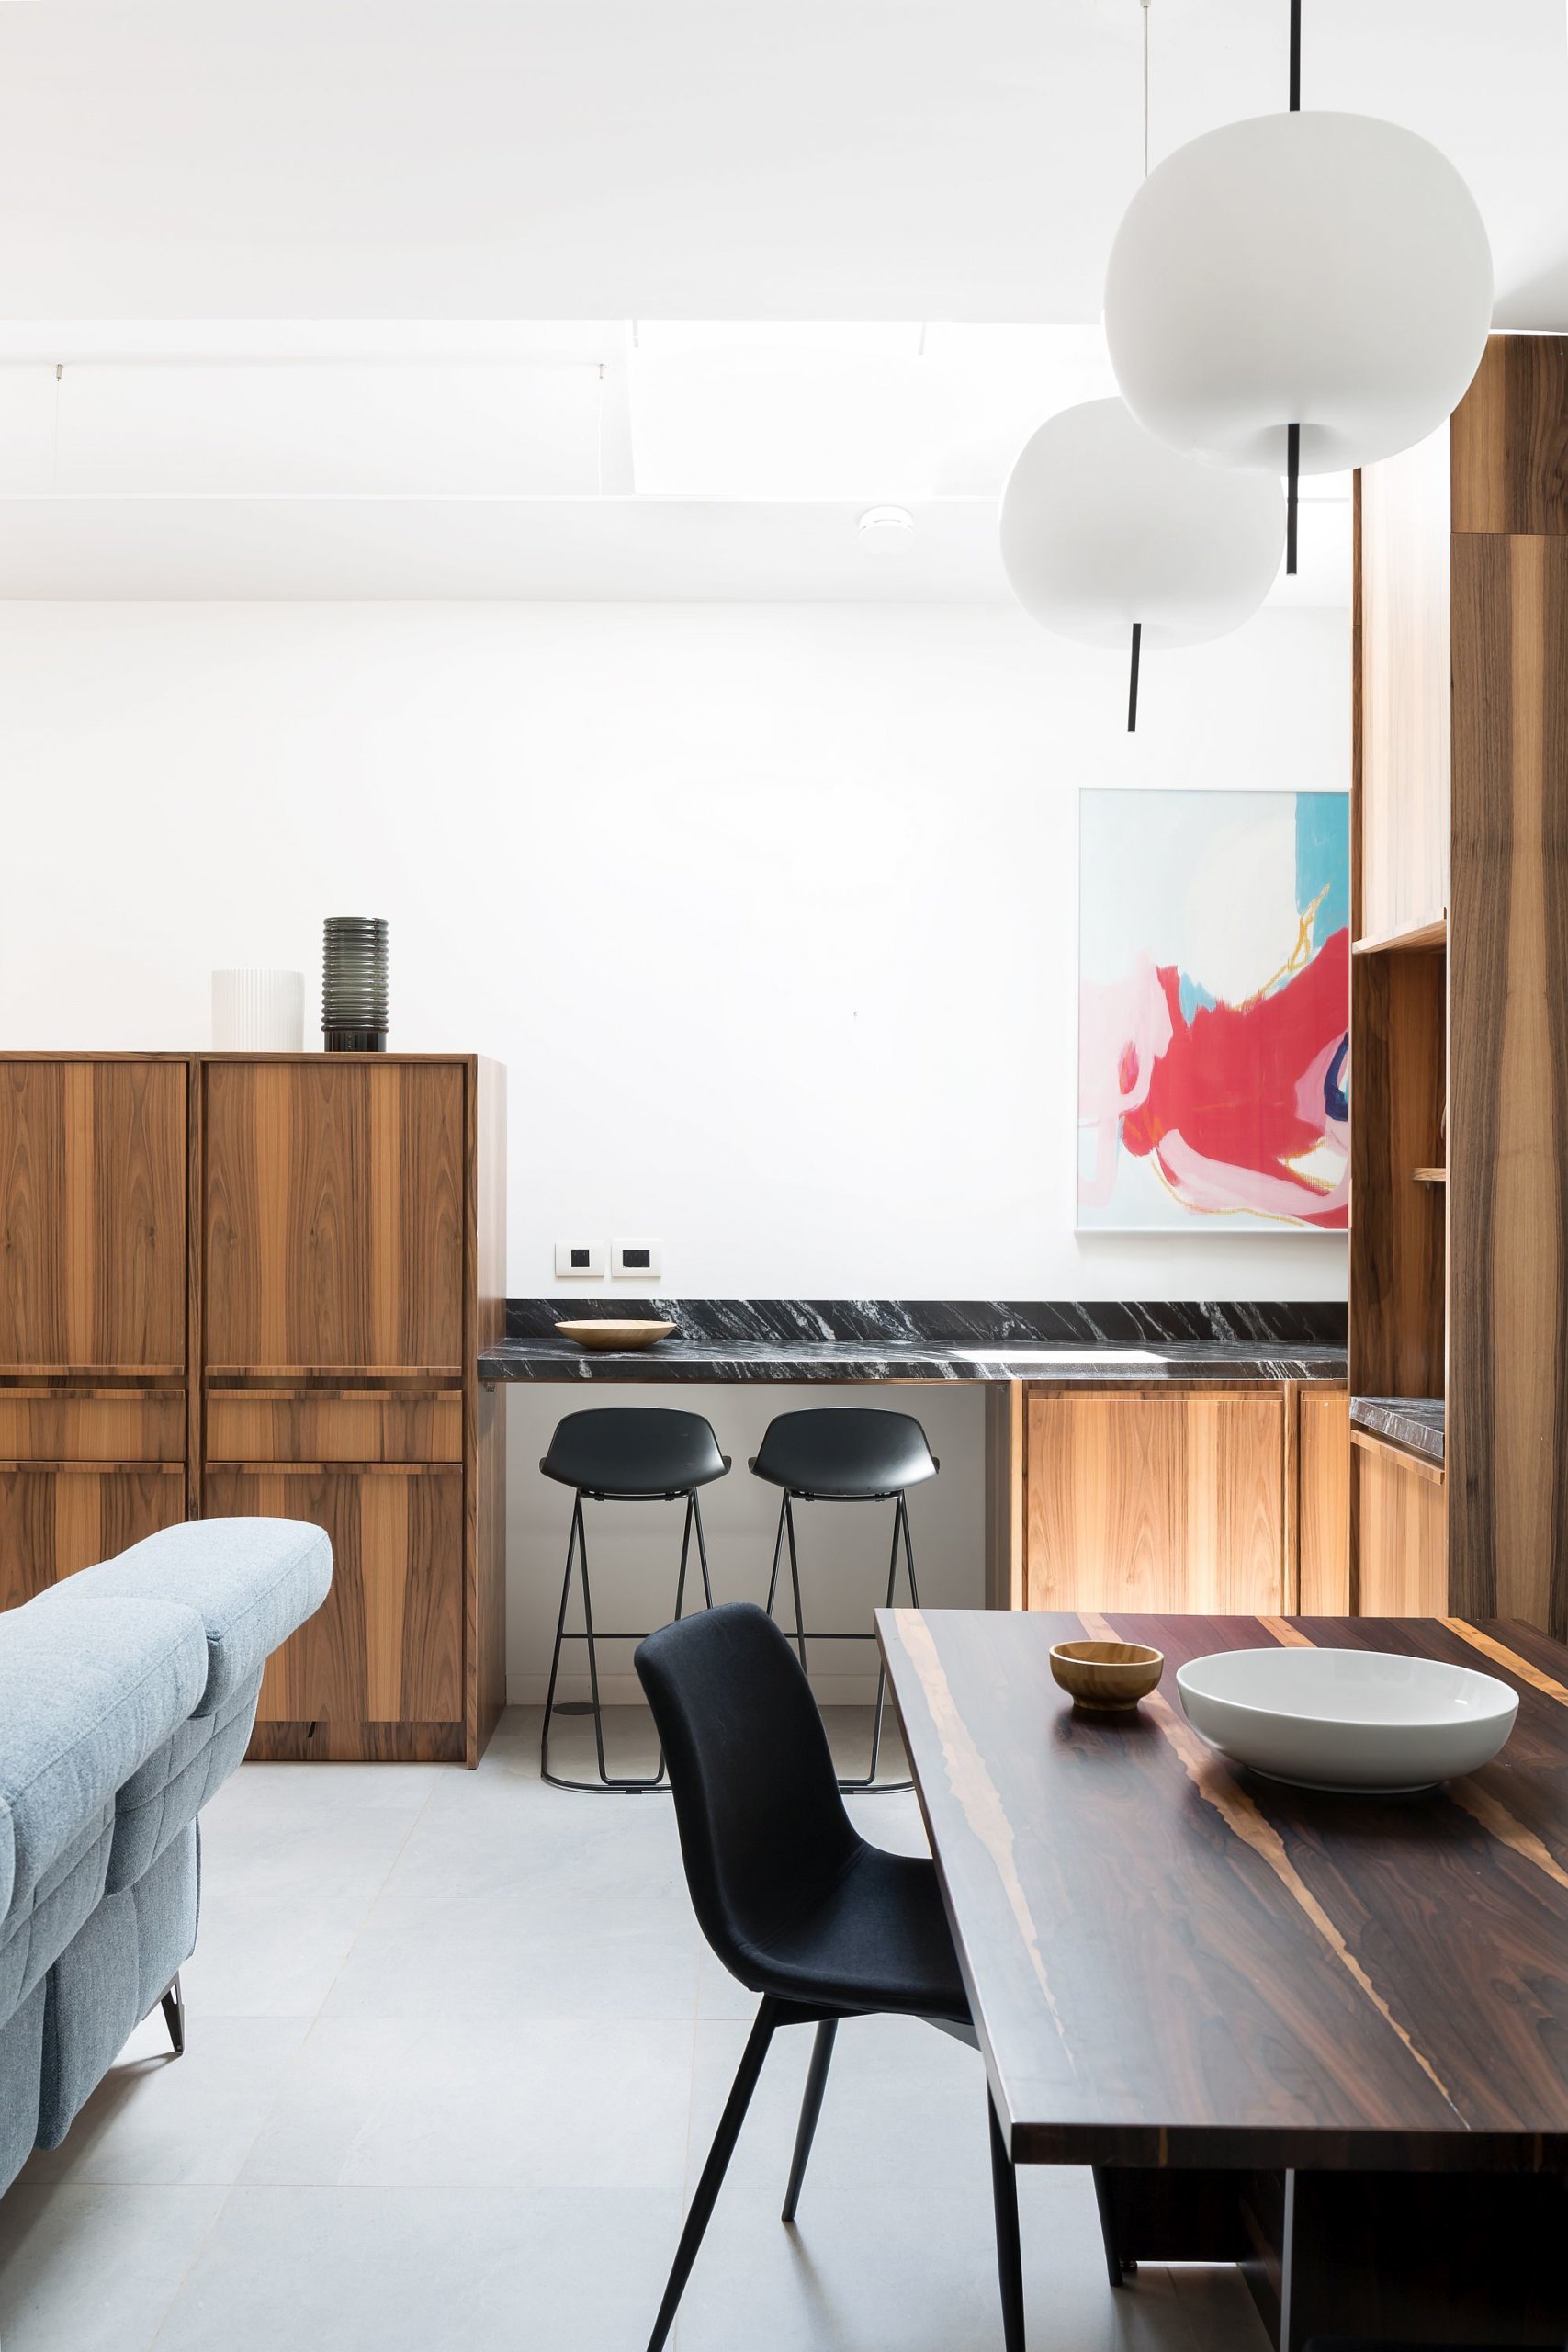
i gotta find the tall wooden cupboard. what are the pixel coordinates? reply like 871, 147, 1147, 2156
1352, 334, 1568, 1637
0, 1053, 506, 1764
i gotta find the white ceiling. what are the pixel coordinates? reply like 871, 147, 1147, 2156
0, 0, 1562, 323
0, 0, 1547, 599
0, 319, 1350, 600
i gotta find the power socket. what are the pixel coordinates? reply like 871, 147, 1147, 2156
611, 1238, 662, 1281
554, 1240, 605, 1279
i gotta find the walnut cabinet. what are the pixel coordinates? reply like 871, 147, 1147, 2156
0, 1053, 505, 1765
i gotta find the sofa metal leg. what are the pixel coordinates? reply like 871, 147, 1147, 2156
160, 1973, 186, 2057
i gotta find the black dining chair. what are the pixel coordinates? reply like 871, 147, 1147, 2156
750, 1406, 938, 1792
539, 1405, 729, 1792
634, 1600, 1030, 2352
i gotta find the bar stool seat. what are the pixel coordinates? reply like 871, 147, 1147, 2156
749, 1408, 938, 1793
540, 1406, 729, 1793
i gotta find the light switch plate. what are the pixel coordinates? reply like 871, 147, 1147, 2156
555, 1240, 605, 1279
611, 1238, 662, 1281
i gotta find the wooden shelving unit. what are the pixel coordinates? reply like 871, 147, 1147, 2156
1350, 334, 1568, 1639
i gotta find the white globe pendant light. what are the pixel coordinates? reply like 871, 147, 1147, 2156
1102, 0, 1493, 570
999, 398, 1285, 729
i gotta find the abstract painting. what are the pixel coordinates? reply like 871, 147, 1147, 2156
1077, 788, 1349, 1231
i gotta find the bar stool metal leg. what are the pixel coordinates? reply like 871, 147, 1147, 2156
542, 1487, 714, 1794
761, 1487, 919, 1794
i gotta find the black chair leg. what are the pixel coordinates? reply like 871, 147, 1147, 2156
160, 1973, 186, 2057
542, 1492, 676, 1793
987, 2086, 1026, 2352
781, 2017, 838, 2223
836, 1489, 918, 1794
1091, 2166, 1135, 2285
647, 1996, 780, 2352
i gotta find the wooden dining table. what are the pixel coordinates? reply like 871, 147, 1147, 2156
877, 1606, 1568, 2351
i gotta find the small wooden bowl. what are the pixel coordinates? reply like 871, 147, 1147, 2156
1050, 1639, 1164, 1713
555, 1320, 675, 1352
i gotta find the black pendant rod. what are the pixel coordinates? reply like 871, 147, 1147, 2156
1285, 0, 1301, 572
1127, 621, 1142, 733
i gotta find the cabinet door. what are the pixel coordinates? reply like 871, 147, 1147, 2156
203, 1060, 465, 1374
1355, 1441, 1448, 1614
203, 1464, 463, 1724
0, 1464, 187, 1609
1025, 1391, 1284, 1615
0, 1060, 186, 1372
1298, 1391, 1351, 1613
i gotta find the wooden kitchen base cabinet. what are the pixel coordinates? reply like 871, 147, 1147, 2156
1353, 1436, 1448, 1615
1024, 1388, 1288, 1616
1297, 1389, 1351, 1612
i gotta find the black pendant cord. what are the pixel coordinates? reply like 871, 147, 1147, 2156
1284, 0, 1301, 573
1127, 621, 1142, 733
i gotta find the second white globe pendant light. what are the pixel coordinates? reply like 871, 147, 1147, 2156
1102, 0, 1493, 570
999, 399, 1285, 730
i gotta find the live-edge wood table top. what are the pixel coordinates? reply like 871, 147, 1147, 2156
877, 1609, 1568, 2174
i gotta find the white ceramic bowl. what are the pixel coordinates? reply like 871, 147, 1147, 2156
1175, 1646, 1518, 1792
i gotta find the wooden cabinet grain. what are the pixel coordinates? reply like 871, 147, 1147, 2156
206, 1464, 464, 1738
1298, 1390, 1351, 1613
1023, 1387, 1287, 1615
1354, 1437, 1448, 1615
203, 1058, 466, 1374
0, 1058, 186, 1372
0, 1464, 186, 1608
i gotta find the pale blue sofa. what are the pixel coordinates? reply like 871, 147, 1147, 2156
0, 1517, 332, 2194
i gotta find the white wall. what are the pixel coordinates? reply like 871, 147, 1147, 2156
0, 596, 1348, 1701
0, 598, 1348, 1301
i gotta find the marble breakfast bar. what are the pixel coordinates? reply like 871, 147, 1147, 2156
482, 1300, 1350, 1616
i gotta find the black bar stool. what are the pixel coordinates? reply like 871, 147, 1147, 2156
749, 1406, 937, 1792
539, 1406, 729, 1792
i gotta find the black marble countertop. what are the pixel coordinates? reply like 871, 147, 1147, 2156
481, 1335, 1347, 1385
1349, 1396, 1446, 1468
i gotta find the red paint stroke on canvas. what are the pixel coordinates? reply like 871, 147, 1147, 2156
1116, 930, 1349, 1227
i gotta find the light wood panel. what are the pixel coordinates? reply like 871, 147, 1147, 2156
0, 1463, 186, 1608
1450, 335, 1568, 536
1297, 1389, 1350, 1613
1024, 1388, 1284, 1615
203, 1057, 465, 1374
1357, 422, 1451, 944
1354, 1442, 1448, 1615
1449, 528, 1568, 1639
0, 1387, 185, 1462
208, 1463, 464, 1728
206, 1387, 461, 1463
0, 1059, 186, 1371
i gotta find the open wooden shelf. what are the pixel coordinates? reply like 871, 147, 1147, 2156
1351, 913, 1448, 957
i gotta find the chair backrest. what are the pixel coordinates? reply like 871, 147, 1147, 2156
541, 1406, 728, 1497
750, 1407, 938, 1499
636, 1603, 862, 1984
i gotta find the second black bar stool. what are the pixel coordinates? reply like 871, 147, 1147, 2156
749, 1407, 937, 1792
539, 1406, 729, 1792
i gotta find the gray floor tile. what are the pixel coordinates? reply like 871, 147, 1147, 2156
671, 2178, 1199, 2352
240, 2013, 695, 2188
22, 2016, 310, 2189
147, 2186, 682, 2352
0, 2186, 227, 2352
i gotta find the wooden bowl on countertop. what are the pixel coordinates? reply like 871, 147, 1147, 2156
1050, 1639, 1164, 1713
555, 1320, 676, 1351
